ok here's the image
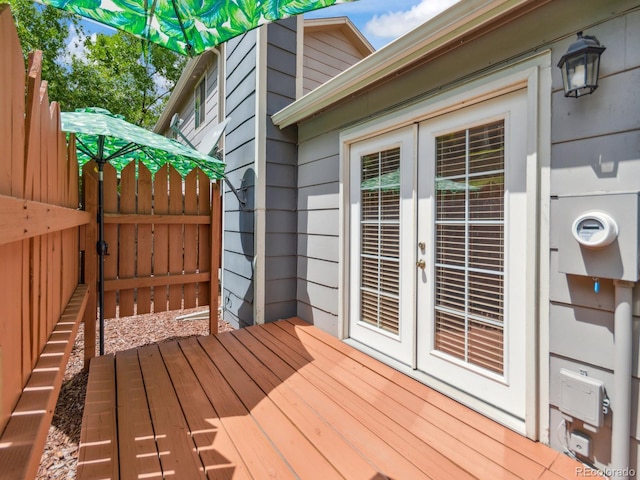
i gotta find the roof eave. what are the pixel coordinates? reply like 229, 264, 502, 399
272, 0, 534, 129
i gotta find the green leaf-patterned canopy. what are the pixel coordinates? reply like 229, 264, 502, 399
61, 107, 225, 178
39, 0, 356, 55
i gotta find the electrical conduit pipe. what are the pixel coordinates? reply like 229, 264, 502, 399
612, 280, 634, 480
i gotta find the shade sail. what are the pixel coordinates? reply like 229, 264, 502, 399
61, 107, 225, 178
39, 0, 356, 55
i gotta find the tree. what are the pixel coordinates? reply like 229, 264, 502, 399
2, 0, 187, 127
1, 0, 82, 105
66, 32, 187, 127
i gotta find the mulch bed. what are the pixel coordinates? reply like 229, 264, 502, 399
36, 306, 233, 479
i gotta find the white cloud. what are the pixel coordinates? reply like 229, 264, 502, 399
364, 0, 460, 41
64, 24, 96, 65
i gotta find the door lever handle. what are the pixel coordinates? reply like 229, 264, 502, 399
416, 259, 426, 269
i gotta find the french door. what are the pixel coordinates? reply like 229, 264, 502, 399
349, 89, 529, 426
348, 127, 416, 366
416, 90, 528, 423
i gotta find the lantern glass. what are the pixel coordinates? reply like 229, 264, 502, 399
558, 32, 605, 98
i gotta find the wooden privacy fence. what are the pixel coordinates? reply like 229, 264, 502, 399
82, 160, 221, 361
0, 5, 91, 479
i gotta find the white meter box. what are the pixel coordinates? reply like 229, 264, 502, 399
553, 193, 639, 281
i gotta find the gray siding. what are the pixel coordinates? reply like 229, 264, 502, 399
223, 30, 257, 329
303, 28, 368, 95
263, 18, 298, 322
296, 131, 341, 332
170, 59, 220, 151
291, 0, 640, 468
546, 6, 640, 468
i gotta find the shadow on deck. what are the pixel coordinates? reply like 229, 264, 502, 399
77, 318, 584, 479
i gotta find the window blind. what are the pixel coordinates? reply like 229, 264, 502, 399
360, 148, 401, 334
434, 121, 505, 374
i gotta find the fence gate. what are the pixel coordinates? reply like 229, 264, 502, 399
82, 159, 221, 356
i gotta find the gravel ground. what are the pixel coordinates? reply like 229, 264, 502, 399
36, 305, 233, 480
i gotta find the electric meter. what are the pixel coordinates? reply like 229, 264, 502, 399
572, 212, 618, 248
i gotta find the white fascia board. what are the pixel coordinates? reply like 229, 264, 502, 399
272, 0, 533, 129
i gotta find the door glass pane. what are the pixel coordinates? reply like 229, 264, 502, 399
360, 148, 400, 334
434, 121, 505, 374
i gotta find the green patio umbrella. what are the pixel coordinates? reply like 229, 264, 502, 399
39, 0, 357, 56
61, 107, 225, 355
63, 107, 225, 177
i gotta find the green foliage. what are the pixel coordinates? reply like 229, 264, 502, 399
0, 0, 82, 104
36, 0, 351, 55
3, 0, 186, 128
65, 31, 187, 127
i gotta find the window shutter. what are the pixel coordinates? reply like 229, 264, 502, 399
359, 148, 401, 334
434, 121, 505, 374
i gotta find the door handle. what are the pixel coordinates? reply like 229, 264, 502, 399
416, 259, 426, 269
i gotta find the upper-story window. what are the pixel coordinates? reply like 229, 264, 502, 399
194, 77, 206, 129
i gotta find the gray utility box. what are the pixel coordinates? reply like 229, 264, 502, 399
553, 193, 639, 282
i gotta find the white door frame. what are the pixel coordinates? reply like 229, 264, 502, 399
339, 52, 552, 439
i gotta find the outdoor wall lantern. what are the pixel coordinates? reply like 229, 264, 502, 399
558, 31, 606, 98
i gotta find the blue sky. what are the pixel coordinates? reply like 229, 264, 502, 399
305, 0, 459, 49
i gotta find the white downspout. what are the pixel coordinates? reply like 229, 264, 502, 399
611, 279, 634, 479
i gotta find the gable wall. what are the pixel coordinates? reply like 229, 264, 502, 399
291, 0, 640, 468
165, 58, 220, 151
302, 28, 369, 95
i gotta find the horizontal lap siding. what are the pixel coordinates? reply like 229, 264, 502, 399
223, 32, 257, 329
303, 29, 368, 96
296, 130, 341, 334
263, 19, 298, 323
547, 6, 640, 465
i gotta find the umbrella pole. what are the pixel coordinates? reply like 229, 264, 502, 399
97, 136, 106, 356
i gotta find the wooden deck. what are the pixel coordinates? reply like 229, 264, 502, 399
78, 318, 584, 480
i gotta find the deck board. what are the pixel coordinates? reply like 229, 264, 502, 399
78, 318, 584, 480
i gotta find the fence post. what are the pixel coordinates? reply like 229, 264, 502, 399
82, 161, 97, 366
209, 181, 221, 334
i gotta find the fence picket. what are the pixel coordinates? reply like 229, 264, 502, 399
119, 162, 136, 316
198, 171, 211, 307
153, 164, 170, 312
169, 166, 183, 311
136, 164, 153, 314
82, 161, 98, 364
103, 162, 118, 319
183, 170, 198, 308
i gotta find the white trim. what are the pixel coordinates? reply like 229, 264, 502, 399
272, 0, 535, 128
524, 66, 540, 440
254, 25, 268, 325
339, 51, 552, 439
536, 53, 553, 445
